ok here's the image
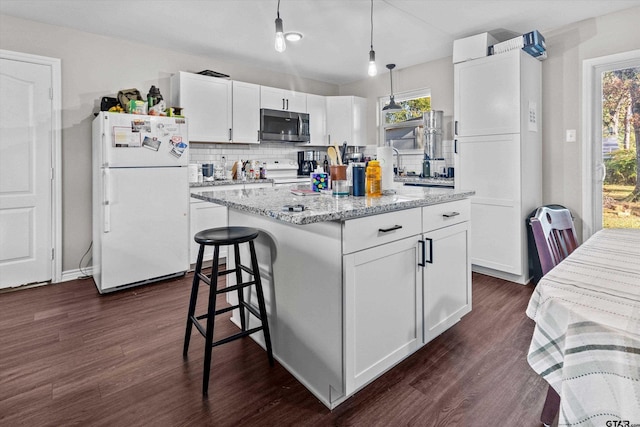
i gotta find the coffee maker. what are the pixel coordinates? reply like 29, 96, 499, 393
297, 151, 317, 175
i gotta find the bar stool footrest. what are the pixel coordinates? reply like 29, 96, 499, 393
211, 326, 264, 348
216, 279, 256, 295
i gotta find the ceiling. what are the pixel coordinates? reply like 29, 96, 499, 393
2, 0, 640, 85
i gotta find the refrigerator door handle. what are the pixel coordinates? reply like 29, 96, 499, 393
103, 169, 111, 233
101, 132, 108, 167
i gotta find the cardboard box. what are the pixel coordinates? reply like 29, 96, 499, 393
453, 32, 498, 63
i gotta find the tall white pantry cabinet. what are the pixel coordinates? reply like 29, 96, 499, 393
454, 49, 542, 284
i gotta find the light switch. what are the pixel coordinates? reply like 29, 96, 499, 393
566, 129, 576, 142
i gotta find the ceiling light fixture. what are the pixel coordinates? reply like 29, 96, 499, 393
367, 0, 377, 76
285, 32, 303, 42
274, 0, 286, 53
382, 64, 402, 112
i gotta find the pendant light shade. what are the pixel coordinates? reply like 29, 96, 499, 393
368, 49, 377, 77
367, 0, 377, 76
382, 64, 402, 112
274, 0, 286, 53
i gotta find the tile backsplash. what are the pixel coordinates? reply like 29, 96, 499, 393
189, 140, 454, 175
189, 142, 303, 166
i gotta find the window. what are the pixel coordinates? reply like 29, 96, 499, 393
380, 88, 431, 126
378, 88, 431, 146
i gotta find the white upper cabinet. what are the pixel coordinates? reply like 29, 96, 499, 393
454, 50, 541, 284
232, 81, 260, 144
171, 72, 369, 147
170, 71, 232, 143
454, 50, 521, 137
304, 93, 328, 146
260, 86, 307, 112
326, 96, 368, 146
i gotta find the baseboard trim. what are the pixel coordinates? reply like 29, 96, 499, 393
60, 267, 93, 283
472, 264, 530, 285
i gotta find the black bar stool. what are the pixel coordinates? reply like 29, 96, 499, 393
183, 226, 274, 395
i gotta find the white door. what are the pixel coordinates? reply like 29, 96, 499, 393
97, 166, 189, 291
0, 58, 53, 288
422, 222, 471, 344
232, 81, 260, 143
343, 236, 421, 395
174, 72, 231, 143
455, 133, 522, 274
326, 96, 352, 145
305, 94, 327, 146
260, 86, 286, 110
454, 50, 521, 137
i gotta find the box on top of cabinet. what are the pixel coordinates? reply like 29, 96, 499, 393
453, 32, 498, 64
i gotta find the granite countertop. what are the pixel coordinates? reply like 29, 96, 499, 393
394, 176, 455, 187
190, 178, 274, 187
191, 184, 474, 225
190, 177, 452, 188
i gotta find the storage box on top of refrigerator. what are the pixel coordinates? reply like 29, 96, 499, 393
92, 112, 190, 293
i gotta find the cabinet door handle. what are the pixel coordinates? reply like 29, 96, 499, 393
229, 128, 232, 142
418, 239, 426, 267
286, 99, 289, 110
425, 238, 433, 264
282, 98, 285, 110
257, 130, 260, 142
454, 120, 458, 136
378, 224, 402, 233
454, 139, 458, 154
443, 212, 460, 218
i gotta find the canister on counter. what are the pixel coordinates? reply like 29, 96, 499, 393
352, 163, 365, 196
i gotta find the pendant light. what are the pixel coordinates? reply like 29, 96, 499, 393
367, 0, 377, 76
274, 0, 286, 53
382, 64, 402, 112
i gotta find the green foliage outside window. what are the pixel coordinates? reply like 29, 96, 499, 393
384, 97, 432, 124
605, 149, 638, 185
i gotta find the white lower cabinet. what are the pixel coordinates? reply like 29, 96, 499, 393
421, 200, 472, 344
224, 199, 470, 408
189, 199, 227, 265
343, 200, 471, 394
189, 182, 272, 266
343, 235, 422, 394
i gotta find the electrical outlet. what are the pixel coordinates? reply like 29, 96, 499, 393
566, 129, 576, 142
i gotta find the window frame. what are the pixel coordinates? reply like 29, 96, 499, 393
378, 88, 431, 146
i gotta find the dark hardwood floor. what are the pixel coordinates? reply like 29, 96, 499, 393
0, 272, 548, 426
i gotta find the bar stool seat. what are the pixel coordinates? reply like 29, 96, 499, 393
183, 226, 274, 395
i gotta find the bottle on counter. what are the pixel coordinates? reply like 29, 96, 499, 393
422, 153, 431, 178
323, 155, 329, 173
197, 164, 203, 183
260, 162, 267, 179
365, 160, 382, 197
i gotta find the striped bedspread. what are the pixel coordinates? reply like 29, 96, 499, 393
526, 228, 640, 426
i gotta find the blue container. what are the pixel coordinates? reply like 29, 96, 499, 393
202, 163, 214, 177
352, 163, 366, 197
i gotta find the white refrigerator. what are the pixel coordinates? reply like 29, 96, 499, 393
92, 112, 190, 293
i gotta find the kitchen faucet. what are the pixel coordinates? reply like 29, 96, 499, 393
391, 147, 401, 175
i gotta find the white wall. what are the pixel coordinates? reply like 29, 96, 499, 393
342, 6, 640, 240
2, 5, 639, 274
541, 6, 640, 239
340, 56, 455, 144
0, 14, 338, 272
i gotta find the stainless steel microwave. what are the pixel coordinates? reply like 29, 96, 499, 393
260, 108, 310, 143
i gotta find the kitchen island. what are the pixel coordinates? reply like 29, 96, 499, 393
192, 184, 475, 408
